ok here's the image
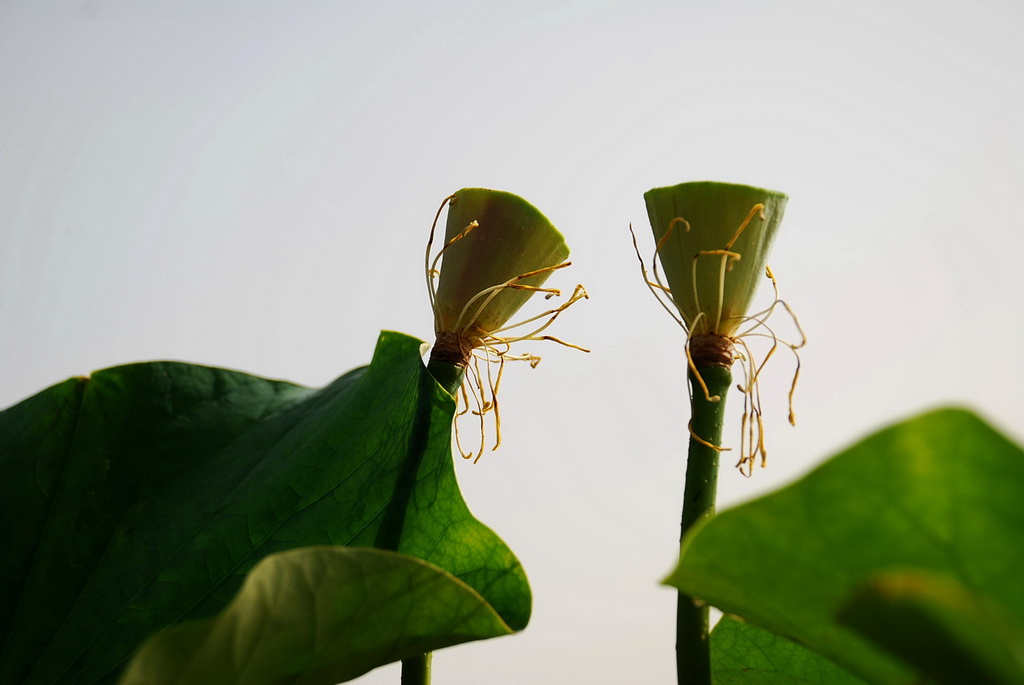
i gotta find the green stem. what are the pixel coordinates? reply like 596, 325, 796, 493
677, 365, 731, 685
393, 359, 463, 685
401, 653, 432, 685
426, 359, 466, 397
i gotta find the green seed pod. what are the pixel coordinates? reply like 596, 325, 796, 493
644, 181, 788, 338
431, 188, 569, 344
635, 180, 804, 475
425, 187, 588, 462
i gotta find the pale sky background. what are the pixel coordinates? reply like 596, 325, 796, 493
2, 2, 1023, 684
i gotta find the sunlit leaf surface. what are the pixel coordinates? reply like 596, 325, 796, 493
668, 408, 1024, 684
119, 547, 512, 685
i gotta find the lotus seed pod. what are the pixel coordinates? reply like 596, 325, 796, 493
424, 188, 587, 462
645, 181, 788, 338
432, 188, 569, 344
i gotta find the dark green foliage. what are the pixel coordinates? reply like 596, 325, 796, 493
710, 616, 866, 684
0, 332, 529, 684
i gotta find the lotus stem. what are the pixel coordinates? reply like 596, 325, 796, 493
402, 652, 432, 685
677, 362, 731, 685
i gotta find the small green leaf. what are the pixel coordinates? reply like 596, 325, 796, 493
711, 616, 866, 685
666, 408, 1024, 684
0, 331, 529, 684
118, 547, 512, 685
838, 569, 1024, 685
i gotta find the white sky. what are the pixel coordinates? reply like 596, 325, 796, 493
2, 2, 1023, 684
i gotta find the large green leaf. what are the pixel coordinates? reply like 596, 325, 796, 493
710, 616, 866, 685
118, 547, 512, 685
666, 408, 1024, 684
838, 569, 1024, 685
0, 331, 529, 684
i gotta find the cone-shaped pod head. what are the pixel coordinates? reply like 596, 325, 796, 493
433, 188, 569, 343
645, 181, 787, 337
